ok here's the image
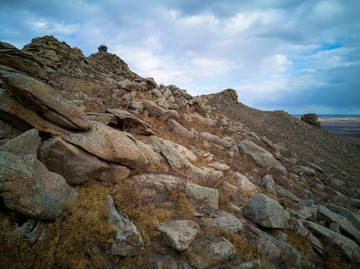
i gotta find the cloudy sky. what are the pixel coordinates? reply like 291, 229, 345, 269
1, 0, 359, 114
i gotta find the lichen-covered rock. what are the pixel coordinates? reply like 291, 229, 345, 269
0, 71, 92, 130
106, 108, 154, 135
190, 237, 236, 269
201, 211, 243, 233
157, 220, 200, 251
143, 100, 166, 118
64, 121, 146, 170
238, 139, 286, 173
39, 137, 130, 185
106, 195, 144, 256
0, 128, 41, 156
0, 152, 77, 220
244, 193, 290, 229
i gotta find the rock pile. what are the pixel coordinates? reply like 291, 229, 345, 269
1, 36, 359, 269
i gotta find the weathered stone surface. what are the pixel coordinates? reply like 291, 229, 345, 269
86, 112, 117, 126
244, 193, 290, 229
149, 136, 222, 182
0, 128, 41, 156
106, 108, 154, 135
0, 71, 92, 130
0, 152, 77, 220
234, 172, 257, 194
297, 166, 316, 176
64, 121, 146, 170
302, 220, 360, 262
200, 132, 234, 148
157, 220, 200, 251
39, 137, 130, 185
276, 186, 301, 202
106, 195, 144, 256
326, 203, 360, 232
318, 205, 360, 245
168, 119, 195, 139
0, 45, 47, 79
143, 100, 166, 118
238, 140, 286, 173
201, 211, 243, 233
191, 237, 236, 269
208, 161, 230, 171
258, 175, 277, 197
131, 173, 219, 209
301, 113, 321, 129
136, 140, 168, 173
0, 91, 71, 137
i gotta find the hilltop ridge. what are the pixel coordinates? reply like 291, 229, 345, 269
1, 36, 360, 268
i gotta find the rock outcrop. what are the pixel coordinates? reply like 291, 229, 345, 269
1, 35, 359, 269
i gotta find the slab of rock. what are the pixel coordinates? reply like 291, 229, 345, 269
167, 119, 195, 139
191, 237, 236, 269
234, 172, 257, 194
302, 220, 360, 262
244, 193, 290, 229
86, 112, 117, 126
326, 203, 360, 232
106, 195, 144, 256
238, 140, 286, 173
131, 173, 219, 209
0, 71, 92, 130
64, 121, 146, 170
297, 166, 316, 176
0, 128, 41, 156
0, 152, 77, 220
201, 211, 243, 233
106, 108, 154, 135
39, 137, 130, 185
258, 175, 277, 197
142, 100, 166, 118
157, 220, 200, 251
318, 205, 360, 245
0, 91, 70, 137
0, 45, 47, 79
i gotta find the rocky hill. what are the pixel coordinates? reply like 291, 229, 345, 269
1, 35, 360, 269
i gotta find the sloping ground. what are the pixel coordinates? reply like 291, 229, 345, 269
1, 36, 360, 269
208, 98, 360, 189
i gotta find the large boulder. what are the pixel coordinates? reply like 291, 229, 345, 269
39, 137, 130, 185
0, 71, 92, 130
106, 195, 144, 256
238, 140, 286, 173
106, 108, 154, 135
301, 113, 321, 129
157, 220, 200, 251
244, 193, 290, 229
0, 152, 77, 220
326, 203, 360, 232
63, 121, 146, 170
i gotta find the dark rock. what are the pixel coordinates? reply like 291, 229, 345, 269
0, 71, 92, 130
301, 113, 321, 129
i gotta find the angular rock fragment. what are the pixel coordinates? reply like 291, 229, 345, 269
201, 211, 243, 233
190, 238, 236, 269
106, 108, 154, 135
244, 193, 289, 229
0, 152, 77, 220
0, 128, 41, 156
106, 195, 144, 256
157, 220, 200, 251
238, 139, 286, 173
